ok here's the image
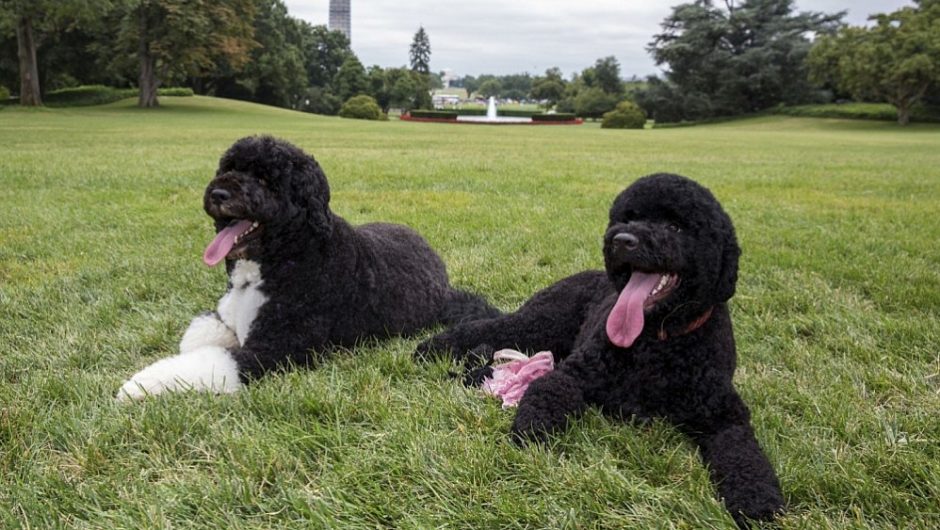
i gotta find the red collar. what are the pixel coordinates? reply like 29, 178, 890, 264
657, 306, 714, 341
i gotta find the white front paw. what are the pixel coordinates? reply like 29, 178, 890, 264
116, 346, 243, 401
179, 313, 238, 354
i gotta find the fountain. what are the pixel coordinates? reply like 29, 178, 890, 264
456, 96, 533, 124
401, 95, 582, 125
486, 96, 497, 120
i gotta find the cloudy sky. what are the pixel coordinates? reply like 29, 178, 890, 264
283, 0, 912, 78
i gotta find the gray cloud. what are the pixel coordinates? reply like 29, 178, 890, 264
284, 0, 913, 78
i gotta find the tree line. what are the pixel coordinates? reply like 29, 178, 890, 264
2, 0, 937, 124
0, 0, 435, 112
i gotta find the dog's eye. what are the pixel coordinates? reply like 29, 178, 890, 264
667, 223, 681, 233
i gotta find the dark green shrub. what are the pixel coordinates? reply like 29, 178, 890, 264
531, 113, 577, 122
159, 87, 195, 97
408, 110, 458, 119
601, 101, 647, 129
0, 85, 10, 101
339, 95, 383, 120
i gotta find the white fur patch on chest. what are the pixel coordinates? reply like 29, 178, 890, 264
217, 260, 268, 346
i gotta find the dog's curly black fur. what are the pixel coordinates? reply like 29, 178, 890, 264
416, 174, 784, 527
207, 135, 499, 380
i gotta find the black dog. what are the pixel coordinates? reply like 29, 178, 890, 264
416, 174, 784, 526
119, 135, 498, 399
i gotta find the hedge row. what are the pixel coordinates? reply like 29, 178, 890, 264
41, 85, 194, 107
532, 113, 576, 122
771, 102, 940, 123
408, 110, 459, 119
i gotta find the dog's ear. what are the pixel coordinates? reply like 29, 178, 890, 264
286, 160, 333, 240
714, 233, 740, 303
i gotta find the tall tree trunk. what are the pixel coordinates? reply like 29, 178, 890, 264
138, 50, 159, 108
897, 103, 911, 126
15, 15, 42, 106
137, 6, 159, 108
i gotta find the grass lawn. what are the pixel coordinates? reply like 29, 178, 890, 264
1, 96, 938, 528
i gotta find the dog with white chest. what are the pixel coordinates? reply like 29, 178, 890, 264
118, 135, 499, 400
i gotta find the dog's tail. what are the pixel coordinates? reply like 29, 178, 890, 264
439, 288, 502, 326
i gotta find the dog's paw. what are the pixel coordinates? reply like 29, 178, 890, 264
179, 312, 238, 354
462, 365, 494, 388
116, 346, 242, 402
509, 418, 551, 446
729, 490, 786, 528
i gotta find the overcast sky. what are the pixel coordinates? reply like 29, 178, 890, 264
283, 0, 913, 78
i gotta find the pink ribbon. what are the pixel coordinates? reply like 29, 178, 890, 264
481, 349, 555, 408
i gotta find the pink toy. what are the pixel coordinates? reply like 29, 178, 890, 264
481, 349, 555, 408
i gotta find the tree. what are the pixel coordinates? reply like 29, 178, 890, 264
334, 55, 368, 102
387, 68, 417, 110
429, 71, 444, 89
0, 0, 118, 106
409, 26, 431, 74
301, 85, 341, 115
574, 87, 618, 120
593, 56, 624, 96
304, 24, 351, 89
460, 75, 479, 94
243, 0, 307, 108
808, 0, 940, 125
530, 67, 566, 109
367, 64, 390, 111
116, 0, 257, 107
369, 66, 431, 112
478, 79, 502, 98
643, 0, 843, 121
200, 0, 307, 108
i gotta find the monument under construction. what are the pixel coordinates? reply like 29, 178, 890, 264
329, 0, 351, 41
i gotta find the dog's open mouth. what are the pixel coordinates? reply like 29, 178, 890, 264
606, 270, 679, 348
202, 219, 262, 267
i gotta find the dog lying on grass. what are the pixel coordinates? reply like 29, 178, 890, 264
118, 135, 498, 400
416, 174, 785, 527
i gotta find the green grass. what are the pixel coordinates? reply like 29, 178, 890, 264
1, 96, 939, 528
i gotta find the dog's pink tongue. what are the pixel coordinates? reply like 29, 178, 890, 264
203, 220, 252, 267
606, 271, 663, 348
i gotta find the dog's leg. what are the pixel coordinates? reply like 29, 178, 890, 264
179, 311, 238, 354
509, 368, 588, 444
116, 346, 242, 401
688, 400, 785, 527
416, 272, 607, 365
416, 314, 550, 362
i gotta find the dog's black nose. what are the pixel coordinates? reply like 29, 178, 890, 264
209, 188, 231, 204
613, 232, 639, 250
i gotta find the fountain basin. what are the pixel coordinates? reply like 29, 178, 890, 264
455, 115, 533, 124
